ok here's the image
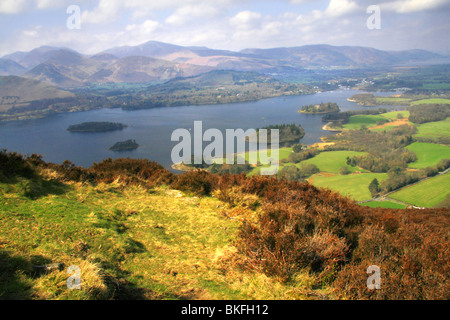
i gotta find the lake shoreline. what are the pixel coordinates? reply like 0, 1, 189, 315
1, 88, 400, 171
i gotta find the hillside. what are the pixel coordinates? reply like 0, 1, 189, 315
114, 70, 312, 109
3, 46, 79, 69
103, 41, 447, 70
241, 44, 447, 68
88, 56, 213, 83
0, 76, 75, 112
2, 43, 447, 87
0, 151, 448, 300
0, 59, 26, 76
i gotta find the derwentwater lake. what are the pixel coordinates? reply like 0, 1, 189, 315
0, 89, 403, 172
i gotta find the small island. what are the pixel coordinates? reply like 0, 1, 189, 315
67, 122, 127, 133
109, 139, 139, 152
251, 123, 305, 147
299, 102, 340, 114
347, 94, 376, 106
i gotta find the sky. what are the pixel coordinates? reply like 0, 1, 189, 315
0, 0, 449, 57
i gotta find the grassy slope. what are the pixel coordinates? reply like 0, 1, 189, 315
375, 97, 412, 105
407, 142, 450, 169
244, 147, 293, 164
343, 111, 410, 131
389, 172, 450, 207
381, 111, 410, 120
0, 175, 328, 300
415, 118, 450, 139
410, 98, 450, 105
299, 151, 367, 174
308, 173, 387, 202
342, 114, 386, 130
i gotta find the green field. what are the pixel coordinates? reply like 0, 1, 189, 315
411, 98, 450, 106
242, 147, 292, 164
375, 97, 412, 105
389, 172, 450, 207
299, 151, 367, 173
342, 114, 387, 130
415, 117, 450, 139
361, 201, 407, 209
407, 142, 450, 169
310, 173, 387, 202
343, 111, 410, 131
380, 110, 410, 120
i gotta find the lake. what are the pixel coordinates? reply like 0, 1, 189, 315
0, 89, 403, 172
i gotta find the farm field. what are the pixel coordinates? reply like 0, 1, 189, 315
389, 172, 450, 207
375, 97, 412, 105
380, 110, 410, 120
342, 114, 386, 130
410, 98, 450, 105
308, 172, 387, 202
415, 117, 450, 140
343, 111, 411, 131
407, 142, 450, 169
299, 151, 367, 173
243, 147, 292, 163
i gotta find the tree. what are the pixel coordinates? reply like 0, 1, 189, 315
293, 144, 302, 153
339, 166, 351, 175
368, 178, 380, 198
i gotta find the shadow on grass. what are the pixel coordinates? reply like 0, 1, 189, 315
14, 177, 72, 200
0, 249, 33, 300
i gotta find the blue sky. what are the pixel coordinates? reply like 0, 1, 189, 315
0, 0, 449, 56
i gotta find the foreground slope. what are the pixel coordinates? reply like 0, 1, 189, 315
0, 152, 448, 300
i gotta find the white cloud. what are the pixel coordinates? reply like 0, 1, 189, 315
81, 0, 122, 24
381, 0, 449, 13
165, 5, 220, 26
0, 0, 449, 56
324, 0, 359, 17
230, 11, 262, 29
0, 0, 29, 14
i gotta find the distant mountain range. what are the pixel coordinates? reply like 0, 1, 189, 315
1, 41, 448, 87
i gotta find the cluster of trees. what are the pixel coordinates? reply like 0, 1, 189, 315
299, 102, 340, 114
408, 104, 450, 124
113, 82, 312, 111
109, 139, 139, 152
346, 147, 417, 173
368, 158, 450, 197
348, 93, 377, 106
326, 125, 417, 172
284, 147, 320, 164
278, 163, 320, 181
258, 123, 305, 146
322, 108, 388, 128
1, 94, 111, 121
